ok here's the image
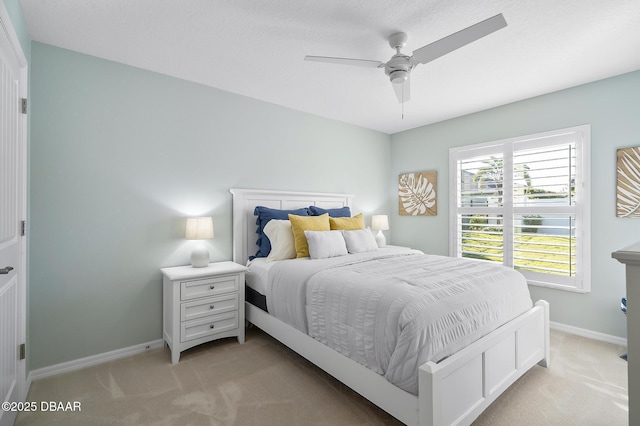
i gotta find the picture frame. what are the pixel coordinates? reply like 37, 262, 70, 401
398, 170, 437, 216
616, 146, 640, 218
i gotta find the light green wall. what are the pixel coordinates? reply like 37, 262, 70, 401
29, 42, 390, 370
390, 70, 640, 338
3, 0, 30, 58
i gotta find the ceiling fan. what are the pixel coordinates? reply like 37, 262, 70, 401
304, 14, 507, 103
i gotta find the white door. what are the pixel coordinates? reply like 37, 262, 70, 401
0, 5, 27, 426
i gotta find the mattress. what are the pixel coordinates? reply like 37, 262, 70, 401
257, 248, 533, 394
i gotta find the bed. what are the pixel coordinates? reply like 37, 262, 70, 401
231, 188, 550, 426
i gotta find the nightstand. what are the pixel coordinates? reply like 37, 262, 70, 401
161, 261, 247, 364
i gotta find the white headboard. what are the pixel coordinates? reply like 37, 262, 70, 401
230, 189, 354, 264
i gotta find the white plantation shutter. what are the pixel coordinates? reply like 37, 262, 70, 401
450, 126, 591, 292
456, 151, 505, 264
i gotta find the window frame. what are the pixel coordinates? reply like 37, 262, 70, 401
449, 125, 591, 293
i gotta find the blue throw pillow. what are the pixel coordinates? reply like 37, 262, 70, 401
308, 206, 351, 217
252, 206, 309, 259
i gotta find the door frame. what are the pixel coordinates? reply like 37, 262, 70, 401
0, 0, 29, 411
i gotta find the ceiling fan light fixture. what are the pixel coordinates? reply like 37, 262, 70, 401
390, 70, 408, 84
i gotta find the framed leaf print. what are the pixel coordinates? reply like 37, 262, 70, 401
398, 171, 437, 216
617, 146, 640, 218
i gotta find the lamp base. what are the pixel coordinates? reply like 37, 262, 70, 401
375, 230, 386, 248
191, 243, 210, 268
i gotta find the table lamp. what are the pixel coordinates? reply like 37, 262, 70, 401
185, 216, 214, 267
371, 215, 389, 248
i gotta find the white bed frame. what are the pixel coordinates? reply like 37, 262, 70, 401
230, 188, 550, 426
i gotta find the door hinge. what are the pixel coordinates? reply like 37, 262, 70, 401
19, 343, 25, 360
21, 98, 27, 114
21, 220, 26, 236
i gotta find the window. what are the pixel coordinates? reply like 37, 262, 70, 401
449, 125, 590, 292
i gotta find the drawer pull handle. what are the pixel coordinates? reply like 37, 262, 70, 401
209, 324, 215, 329
209, 305, 215, 309
209, 285, 215, 290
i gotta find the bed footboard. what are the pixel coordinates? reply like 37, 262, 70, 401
418, 300, 550, 426
247, 299, 549, 426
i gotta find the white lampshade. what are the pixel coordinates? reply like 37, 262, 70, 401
371, 215, 389, 231
185, 217, 214, 268
371, 215, 389, 248
185, 217, 214, 240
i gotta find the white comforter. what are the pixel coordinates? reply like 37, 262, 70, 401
262, 249, 532, 394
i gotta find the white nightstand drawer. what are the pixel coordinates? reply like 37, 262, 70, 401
180, 293, 238, 322
181, 311, 238, 342
180, 275, 238, 301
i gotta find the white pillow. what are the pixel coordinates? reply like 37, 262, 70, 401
304, 230, 348, 259
341, 229, 378, 253
264, 220, 296, 261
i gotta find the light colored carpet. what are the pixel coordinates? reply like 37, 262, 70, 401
17, 327, 627, 425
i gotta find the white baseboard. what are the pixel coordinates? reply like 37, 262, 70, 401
550, 321, 627, 347
28, 339, 164, 382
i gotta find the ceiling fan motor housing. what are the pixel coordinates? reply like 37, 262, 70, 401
385, 53, 412, 84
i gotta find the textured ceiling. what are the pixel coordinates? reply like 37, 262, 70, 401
19, 0, 640, 134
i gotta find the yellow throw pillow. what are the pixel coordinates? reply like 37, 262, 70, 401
329, 213, 365, 230
288, 213, 330, 258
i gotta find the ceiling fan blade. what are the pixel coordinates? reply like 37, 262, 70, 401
392, 77, 410, 104
304, 55, 384, 68
412, 13, 507, 65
